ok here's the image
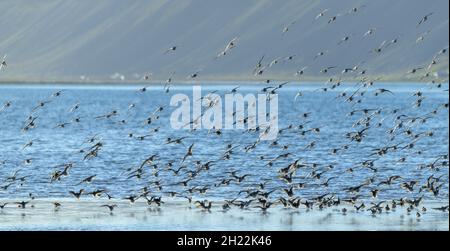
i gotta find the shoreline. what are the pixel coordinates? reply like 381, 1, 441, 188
1, 74, 449, 86
0, 198, 448, 231
0, 80, 448, 86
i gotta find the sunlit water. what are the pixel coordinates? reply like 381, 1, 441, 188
0, 82, 448, 230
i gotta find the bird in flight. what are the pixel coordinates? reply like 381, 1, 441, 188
417, 12, 434, 28
0, 54, 7, 71
164, 46, 177, 54
315, 9, 329, 20
216, 37, 238, 58
363, 28, 376, 37
101, 204, 117, 212
282, 20, 296, 34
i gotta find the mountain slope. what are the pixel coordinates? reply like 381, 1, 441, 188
0, 0, 448, 82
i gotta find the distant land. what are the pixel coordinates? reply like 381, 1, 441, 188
0, 0, 448, 83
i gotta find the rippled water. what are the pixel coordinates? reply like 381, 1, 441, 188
0, 82, 448, 230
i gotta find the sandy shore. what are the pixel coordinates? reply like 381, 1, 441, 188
0, 198, 448, 230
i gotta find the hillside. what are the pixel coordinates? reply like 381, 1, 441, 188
0, 0, 448, 82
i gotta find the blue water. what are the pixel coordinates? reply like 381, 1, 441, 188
0, 82, 448, 206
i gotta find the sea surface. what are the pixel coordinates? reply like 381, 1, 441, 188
0, 82, 448, 230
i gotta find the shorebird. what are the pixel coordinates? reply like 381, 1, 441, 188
320, 66, 336, 74
168, 166, 187, 176
216, 37, 238, 58
166, 136, 188, 145
0, 101, 11, 112
16, 201, 30, 209
417, 13, 433, 28
195, 200, 212, 211
68, 102, 80, 112
21, 140, 35, 150
328, 15, 339, 24
322, 177, 336, 187
181, 143, 194, 164
253, 55, 265, 74
338, 35, 351, 45
101, 204, 117, 212
315, 9, 329, 20
407, 67, 423, 74
95, 110, 118, 119
53, 202, 62, 210
51, 90, 63, 98
69, 189, 84, 199
0, 54, 6, 70
255, 201, 273, 212
143, 73, 153, 81
363, 28, 376, 37
314, 51, 328, 60
416, 30, 432, 43
124, 195, 139, 204
31, 100, 52, 113
374, 88, 394, 96
343, 3, 360, 13
146, 196, 164, 206
188, 71, 200, 79
164, 71, 175, 92
76, 175, 96, 185
378, 176, 402, 186
233, 173, 250, 183
164, 46, 177, 54
354, 203, 365, 211
432, 205, 449, 212
88, 189, 106, 198
282, 20, 296, 34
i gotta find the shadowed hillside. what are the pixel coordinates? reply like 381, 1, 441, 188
0, 0, 448, 82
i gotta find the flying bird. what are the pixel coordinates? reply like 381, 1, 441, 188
164, 46, 177, 54
0, 54, 6, 71
417, 13, 433, 28
315, 9, 329, 20
216, 37, 238, 58
282, 20, 296, 34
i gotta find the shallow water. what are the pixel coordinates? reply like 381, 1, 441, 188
0, 82, 448, 230
0, 199, 447, 231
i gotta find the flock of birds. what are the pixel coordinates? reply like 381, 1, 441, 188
0, 4, 449, 222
